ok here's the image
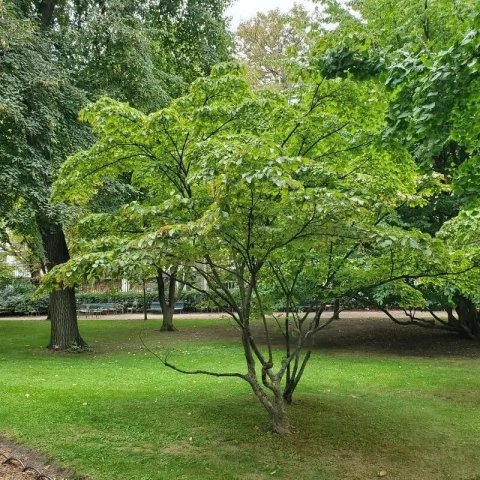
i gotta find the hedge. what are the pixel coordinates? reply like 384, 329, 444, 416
0, 281, 209, 316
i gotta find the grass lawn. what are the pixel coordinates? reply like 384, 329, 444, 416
1, 318, 480, 480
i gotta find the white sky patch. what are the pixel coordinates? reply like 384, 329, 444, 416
227, 0, 316, 29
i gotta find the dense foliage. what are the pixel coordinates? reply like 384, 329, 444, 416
0, 0, 233, 348
39, 58, 475, 430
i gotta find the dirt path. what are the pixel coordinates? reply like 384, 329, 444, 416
0, 312, 230, 321
0, 439, 80, 480
0, 309, 450, 321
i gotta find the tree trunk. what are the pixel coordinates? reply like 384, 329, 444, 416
332, 299, 340, 320
283, 384, 294, 405
37, 0, 57, 28
446, 307, 456, 325
247, 374, 291, 434
455, 295, 480, 339
160, 306, 176, 332
270, 398, 291, 434
40, 221, 85, 349
156, 269, 178, 332
48, 287, 85, 349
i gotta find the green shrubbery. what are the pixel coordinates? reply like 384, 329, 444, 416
0, 280, 49, 315
0, 281, 208, 316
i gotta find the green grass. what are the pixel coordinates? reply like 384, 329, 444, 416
1, 319, 480, 480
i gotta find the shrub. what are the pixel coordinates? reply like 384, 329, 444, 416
0, 279, 49, 315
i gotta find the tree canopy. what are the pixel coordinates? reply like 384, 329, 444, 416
39, 59, 476, 430
0, 0, 233, 348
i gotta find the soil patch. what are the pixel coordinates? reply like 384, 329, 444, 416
311, 312, 480, 358
0, 438, 89, 480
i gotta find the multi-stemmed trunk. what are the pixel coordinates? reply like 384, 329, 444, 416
239, 324, 292, 433
40, 221, 85, 350
245, 370, 291, 433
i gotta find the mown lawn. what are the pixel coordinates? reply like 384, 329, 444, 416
1, 318, 480, 480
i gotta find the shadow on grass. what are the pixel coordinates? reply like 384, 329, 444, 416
75, 388, 479, 479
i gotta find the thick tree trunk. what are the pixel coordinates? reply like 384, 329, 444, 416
48, 287, 85, 349
40, 221, 85, 349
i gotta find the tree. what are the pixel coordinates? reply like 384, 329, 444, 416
235, 5, 318, 87
56, 0, 233, 111
0, 1, 90, 348
40, 62, 460, 431
381, 7, 480, 337
311, 0, 480, 337
1, 0, 233, 347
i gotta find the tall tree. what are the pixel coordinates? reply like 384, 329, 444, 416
312, 0, 480, 336
1, 0, 233, 347
0, 1, 89, 348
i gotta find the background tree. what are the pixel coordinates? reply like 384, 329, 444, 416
0, 1, 90, 348
310, 0, 480, 336
235, 5, 318, 87
0, 0, 232, 348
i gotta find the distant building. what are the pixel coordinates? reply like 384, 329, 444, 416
1, 250, 30, 278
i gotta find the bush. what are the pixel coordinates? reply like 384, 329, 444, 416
76, 289, 207, 311
0, 282, 227, 316
0, 279, 49, 315
76, 290, 157, 310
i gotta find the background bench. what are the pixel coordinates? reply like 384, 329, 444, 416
148, 301, 185, 313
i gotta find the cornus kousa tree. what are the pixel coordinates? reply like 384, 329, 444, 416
46, 63, 447, 432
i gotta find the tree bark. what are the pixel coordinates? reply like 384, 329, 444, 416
48, 287, 84, 349
156, 269, 178, 332
160, 306, 176, 331
332, 299, 340, 320
241, 327, 291, 434
40, 221, 85, 349
270, 386, 291, 434
455, 295, 480, 339
37, 0, 58, 28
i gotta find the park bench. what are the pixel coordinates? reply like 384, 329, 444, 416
126, 299, 140, 313
78, 303, 102, 317
78, 303, 123, 317
148, 301, 185, 313
98, 302, 119, 314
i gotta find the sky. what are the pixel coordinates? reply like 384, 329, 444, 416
227, 0, 315, 29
